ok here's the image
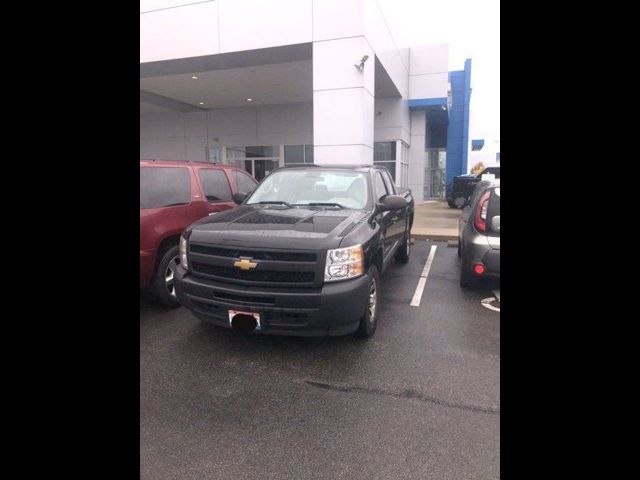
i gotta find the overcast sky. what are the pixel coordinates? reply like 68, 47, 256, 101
377, 0, 500, 151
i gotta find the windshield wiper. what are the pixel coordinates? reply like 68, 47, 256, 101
298, 202, 346, 209
256, 201, 293, 208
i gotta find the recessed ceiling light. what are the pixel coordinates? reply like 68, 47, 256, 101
191, 75, 198, 79
199, 102, 204, 105
246, 98, 253, 102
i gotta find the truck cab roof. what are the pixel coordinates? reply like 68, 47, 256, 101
278, 163, 390, 173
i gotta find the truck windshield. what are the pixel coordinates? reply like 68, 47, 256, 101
247, 169, 369, 209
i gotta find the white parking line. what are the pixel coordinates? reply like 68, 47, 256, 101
410, 244, 437, 307
481, 297, 500, 312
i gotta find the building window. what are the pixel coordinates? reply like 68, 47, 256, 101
374, 141, 396, 161
398, 141, 409, 189
227, 146, 279, 159
374, 141, 397, 183
284, 144, 314, 164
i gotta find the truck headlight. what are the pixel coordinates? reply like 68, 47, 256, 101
324, 244, 363, 282
179, 235, 188, 270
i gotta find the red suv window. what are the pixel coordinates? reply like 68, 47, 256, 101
199, 169, 233, 202
234, 170, 258, 194
140, 167, 190, 209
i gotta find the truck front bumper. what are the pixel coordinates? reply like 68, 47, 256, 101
174, 266, 370, 337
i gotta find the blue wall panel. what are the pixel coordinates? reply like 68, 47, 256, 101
445, 59, 472, 186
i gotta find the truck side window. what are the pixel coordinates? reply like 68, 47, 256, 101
382, 170, 396, 195
199, 169, 232, 202
374, 172, 388, 202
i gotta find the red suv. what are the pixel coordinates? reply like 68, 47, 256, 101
140, 160, 257, 307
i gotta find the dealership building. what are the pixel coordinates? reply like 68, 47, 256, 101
140, 0, 472, 203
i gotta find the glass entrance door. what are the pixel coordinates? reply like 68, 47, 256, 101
227, 146, 282, 181
252, 159, 278, 181
424, 149, 446, 199
244, 159, 279, 181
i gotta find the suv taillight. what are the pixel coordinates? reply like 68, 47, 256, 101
474, 191, 491, 232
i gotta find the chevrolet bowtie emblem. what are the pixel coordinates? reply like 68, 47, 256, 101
233, 257, 258, 270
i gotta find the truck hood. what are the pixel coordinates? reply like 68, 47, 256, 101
187, 204, 368, 251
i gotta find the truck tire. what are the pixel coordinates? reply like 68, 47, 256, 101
356, 265, 380, 339
394, 232, 411, 263
152, 246, 181, 308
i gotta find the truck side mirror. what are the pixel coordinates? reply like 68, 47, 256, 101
232, 192, 247, 205
377, 195, 407, 212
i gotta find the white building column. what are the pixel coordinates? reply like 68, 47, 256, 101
408, 109, 426, 203
313, 36, 375, 165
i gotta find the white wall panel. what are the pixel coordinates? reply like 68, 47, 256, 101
409, 72, 449, 100
140, 137, 186, 159
409, 44, 449, 75
313, 88, 374, 147
185, 112, 207, 137
363, 0, 408, 98
313, 37, 374, 95
140, 113, 185, 138
185, 136, 208, 162
140, 102, 313, 160
313, 0, 365, 41
140, 0, 209, 13
207, 108, 257, 137
314, 145, 373, 165
256, 103, 312, 134
140, 2, 220, 62
218, 0, 312, 53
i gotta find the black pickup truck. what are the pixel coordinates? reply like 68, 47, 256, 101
174, 164, 414, 338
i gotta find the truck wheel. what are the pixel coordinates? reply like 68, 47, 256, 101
453, 196, 466, 209
394, 233, 411, 263
356, 265, 380, 339
152, 246, 181, 308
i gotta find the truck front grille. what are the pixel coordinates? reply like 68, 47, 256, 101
188, 243, 320, 287
191, 263, 315, 284
190, 244, 316, 262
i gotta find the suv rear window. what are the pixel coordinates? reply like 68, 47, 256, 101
199, 169, 233, 202
140, 167, 190, 209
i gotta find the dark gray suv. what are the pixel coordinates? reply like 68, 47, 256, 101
458, 179, 500, 288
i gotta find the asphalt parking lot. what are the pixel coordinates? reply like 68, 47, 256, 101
140, 240, 500, 480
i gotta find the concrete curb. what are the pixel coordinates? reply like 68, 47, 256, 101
411, 233, 458, 243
